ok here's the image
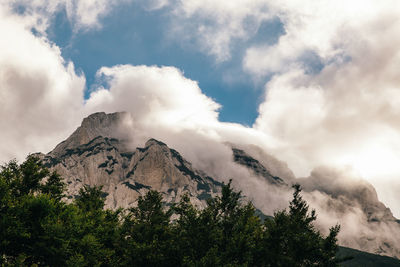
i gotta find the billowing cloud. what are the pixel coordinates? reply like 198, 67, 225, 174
248, 1, 400, 217
0, 5, 85, 162
244, 0, 399, 75
159, 0, 400, 218
85, 65, 221, 128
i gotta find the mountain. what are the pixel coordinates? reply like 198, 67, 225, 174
38, 112, 222, 209
36, 112, 400, 261
49, 111, 128, 158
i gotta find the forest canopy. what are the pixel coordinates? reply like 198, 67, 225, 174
0, 156, 340, 266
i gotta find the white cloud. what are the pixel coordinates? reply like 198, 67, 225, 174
168, 0, 272, 61
4, 0, 128, 33
0, 6, 85, 162
85, 65, 221, 128
65, 0, 128, 31
249, 1, 400, 217
138, 0, 169, 11
243, 0, 398, 75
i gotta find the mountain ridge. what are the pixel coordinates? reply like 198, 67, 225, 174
36, 111, 400, 260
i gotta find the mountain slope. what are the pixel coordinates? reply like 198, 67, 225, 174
338, 247, 400, 267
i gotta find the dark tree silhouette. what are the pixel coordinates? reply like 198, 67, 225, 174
0, 157, 341, 266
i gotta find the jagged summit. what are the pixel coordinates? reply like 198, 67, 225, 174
50, 112, 128, 158
145, 138, 167, 147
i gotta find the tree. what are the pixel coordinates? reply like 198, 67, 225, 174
0, 156, 68, 265
0, 157, 121, 266
40, 171, 66, 201
76, 185, 106, 212
0, 156, 341, 266
120, 190, 177, 266
260, 184, 340, 267
73, 185, 122, 266
173, 180, 262, 266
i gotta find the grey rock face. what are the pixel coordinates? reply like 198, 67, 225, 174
50, 112, 129, 158
232, 148, 286, 185
41, 113, 221, 209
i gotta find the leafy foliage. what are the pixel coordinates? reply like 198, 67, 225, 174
0, 156, 342, 266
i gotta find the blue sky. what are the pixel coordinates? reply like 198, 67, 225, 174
47, 1, 284, 125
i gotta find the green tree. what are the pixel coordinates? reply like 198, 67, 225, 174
121, 190, 177, 266
40, 171, 66, 201
0, 157, 121, 266
260, 184, 340, 267
0, 156, 341, 267
72, 185, 122, 267
76, 185, 106, 212
173, 181, 262, 266
0, 156, 70, 266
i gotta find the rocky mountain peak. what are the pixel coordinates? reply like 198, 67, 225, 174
80, 112, 127, 133
145, 138, 168, 148
41, 112, 221, 209
50, 112, 127, 157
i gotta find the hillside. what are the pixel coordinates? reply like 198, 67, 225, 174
338, 247, 400, 266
